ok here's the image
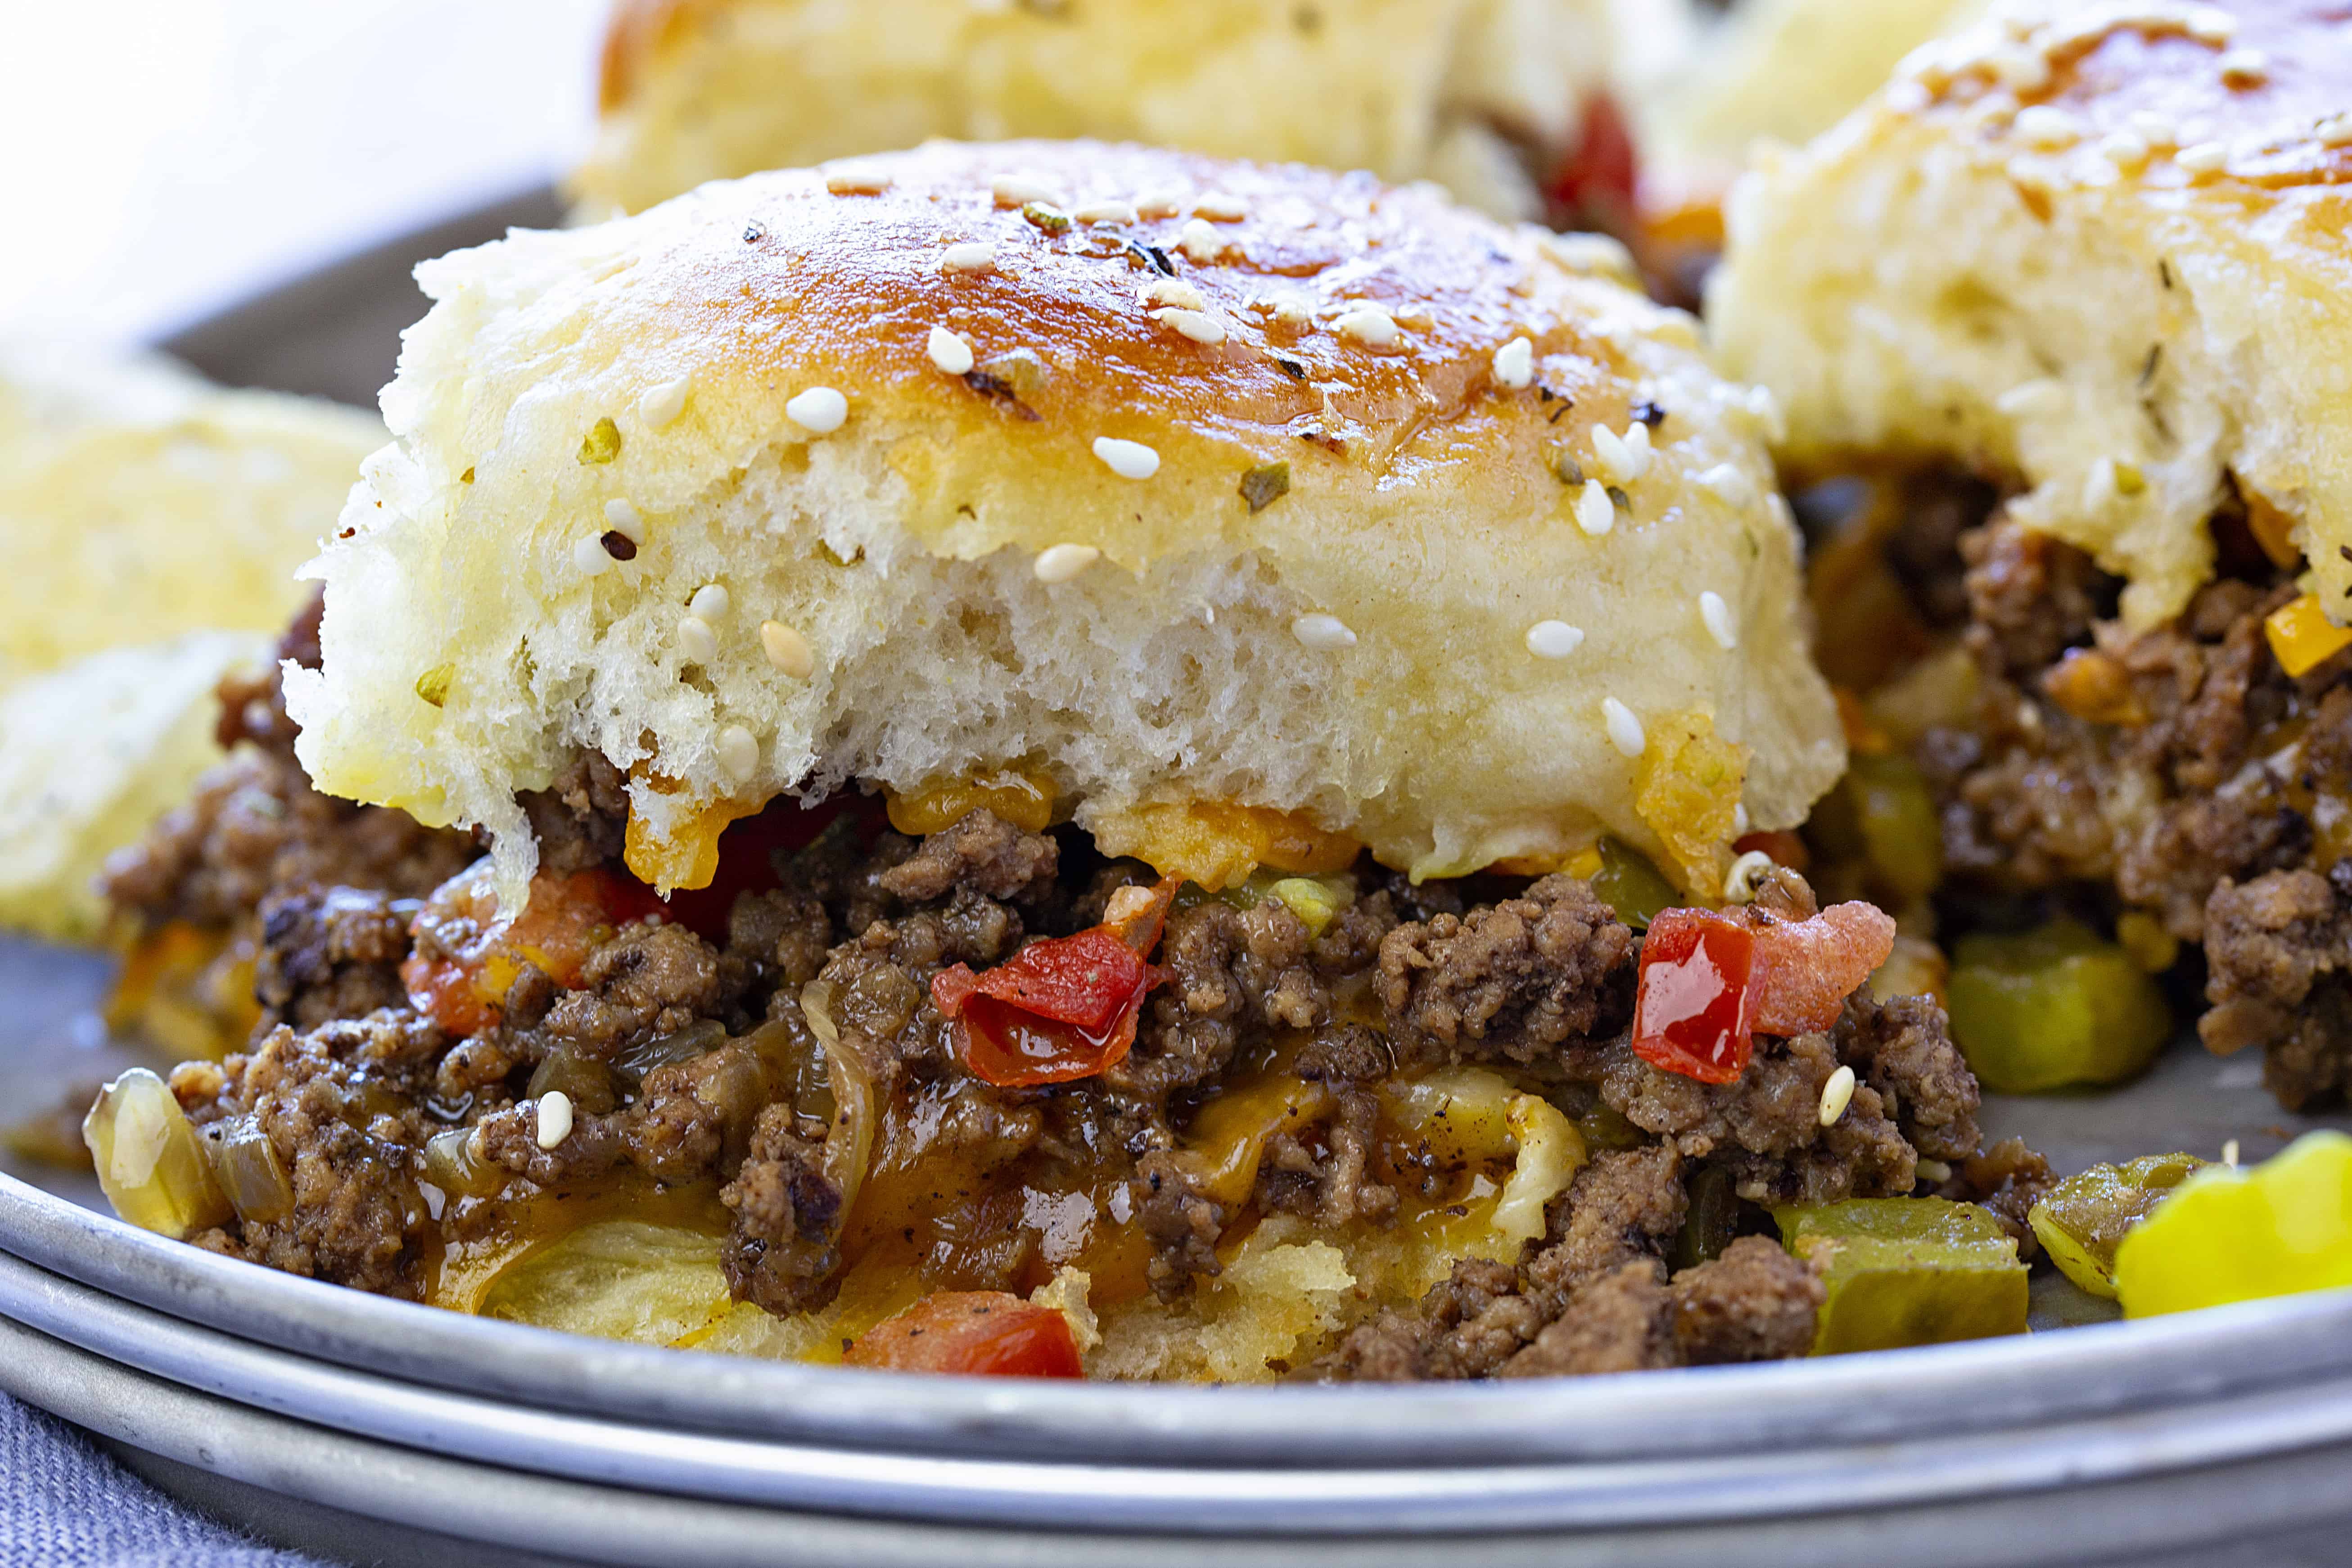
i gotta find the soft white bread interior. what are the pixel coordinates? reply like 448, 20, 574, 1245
0, 343, 383, 686
574, 0, 1622, 224
1708, 0, 2352, 628
290, 140, 1841, 911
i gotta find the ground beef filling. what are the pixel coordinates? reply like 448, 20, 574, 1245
140, 760, 2006, 1380
1878, 493, 2352, 1110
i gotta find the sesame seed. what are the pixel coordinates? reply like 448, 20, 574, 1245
1602, 698, 1646, 758
571, 536, 611, 577
927, 326, 976, 375
1177, 218, 1226, 263
637, 375, 691, 429
760, 620, 814, 679
1723, 850, 1776, 904
824, 164, 892, 194
1916, 1158, 1953, 1184
1575, 479, 1615, 537
941, 241, 998, 274
536, 1091, 573, 1150
1034, 543, 1101, 583
1092, 437, 1160, 480
2177, 139, 2229, 173
716, 724, 759, 782
1154, 308, 1227, 345
2185, 6, 2236, 44
1589, 424, 1646, 487
1193, 192, 1249, 221
1332, 305, 1399, 348
1700, 590, 1738, 650
2222, 1138, 2240, 1167
990, 172, 1060, 208
1525, 620, 1584, 659
1492, 337, 1534, 389
785, 386, 848, 434
676, 616, 718, 664
1104, 885, 1159, 926
1697, 464, 1753, 506
1996, 378, 2066, 416
1745, 385, 1787, 443
1292, 613, 1357, 651
1817, 1066, 1857, 1127
1135, 188, 1187, 218
603, 498, 645, 542
2320, 114, 2352, 147
1987, 45, 2051, 92
1142, 279, 1207, 311
1073, 199, 1139, 225
2099, 130, 2152, 168
2217, 47, 2268, 85
1536, 231, 1639, 286
2014, 104, 2082, 148
2128, 110, 2177, 146
1734, 803, 1751, 835
689, 584, 730, 621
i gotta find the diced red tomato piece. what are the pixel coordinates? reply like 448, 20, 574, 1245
1633, 902, 1900, 1084
1632, 912, 1758, 1085
1748, 901, 1897, 1036
931, 880, 1178, 1089
844, 1291, 1083, 1378
402, 860, 664, 1038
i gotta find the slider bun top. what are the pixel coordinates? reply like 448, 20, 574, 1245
1710, 0, 2352, 627
288, 140, 1840, 909
576, 0, 1621, 223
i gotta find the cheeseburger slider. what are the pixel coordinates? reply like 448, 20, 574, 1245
1708, 0, 2352, 1107
576, 0, 1640, 229
90, 143, 1997, 1382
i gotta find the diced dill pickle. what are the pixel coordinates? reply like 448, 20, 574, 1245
481, 1220, 731, 1346
1946, 920, 2172, 1094
424, 1127, 506, 1199
529, 1046, 619, 1113
1265, 876, 1350, 935
1673, 1164, 1739, 1270
1813, 752, 1943, 904
1775, 1198, 2027, 1355
1589, 837, 1676, 930
82, 1069, 232, 1239
613, 1019, 727, 1086
2026, 1152, 2203, 1300
201, 1116, 292, 1225
2114, 1131, 2352, 1319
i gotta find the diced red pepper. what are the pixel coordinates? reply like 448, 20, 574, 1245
1634, 902, 1899, 1084
931, 879, 1177, 1088
845, 1291, 1083, 1378
1632, 912, 1758, 1084
402, 861, 665, 1038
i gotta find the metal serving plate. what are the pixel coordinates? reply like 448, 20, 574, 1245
5, 189, 2352, 1565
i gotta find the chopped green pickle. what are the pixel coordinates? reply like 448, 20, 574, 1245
2027, 1153, 2204, 1300
1816, 753, 1944, 904
1591, 837, 1676, 931
82, 1068, 231, 1240
1775, 1198, 2028, 1355
2115, 1131, 2352, 1319
1946, 919, 2171, 1094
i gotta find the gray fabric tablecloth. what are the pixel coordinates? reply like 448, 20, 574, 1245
1, 1393, 327, 1568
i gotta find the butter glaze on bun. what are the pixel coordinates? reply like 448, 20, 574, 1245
576, 0, 1621, 223
289, 141, 1840, 908
1709, 0, 2352, 628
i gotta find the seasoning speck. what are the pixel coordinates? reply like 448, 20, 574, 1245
1603, 698, 1646, 758
1240, 461, 1290, 513
1492, 338, 1534, 389
1092, 437, 1160, 480
716, 725, 760, 782
760, 620, 814, 679
1023, 201, 1072, 235
676, 616, 718, 665
1700, 590, 1738, 651
1034, 543, 1101, 583
638, 375, 691, 429
578, 417, 622, 464
786, 386, 849, 434
1575, 479, 1615, 537
928, 326, 977, 375
1292, 613, 1357, 651
414, 664, 455, 708
599, 530, 637, 562
1526, 621, 1584, 660
536, 1092, 573, 1150
1817, 1065, 1857, 1127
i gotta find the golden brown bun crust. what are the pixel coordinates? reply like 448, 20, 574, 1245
1711, 0, 2352, 625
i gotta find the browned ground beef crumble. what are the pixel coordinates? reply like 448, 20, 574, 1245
106, 600, 2016, 1381
1871, 485, 2352, 1111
